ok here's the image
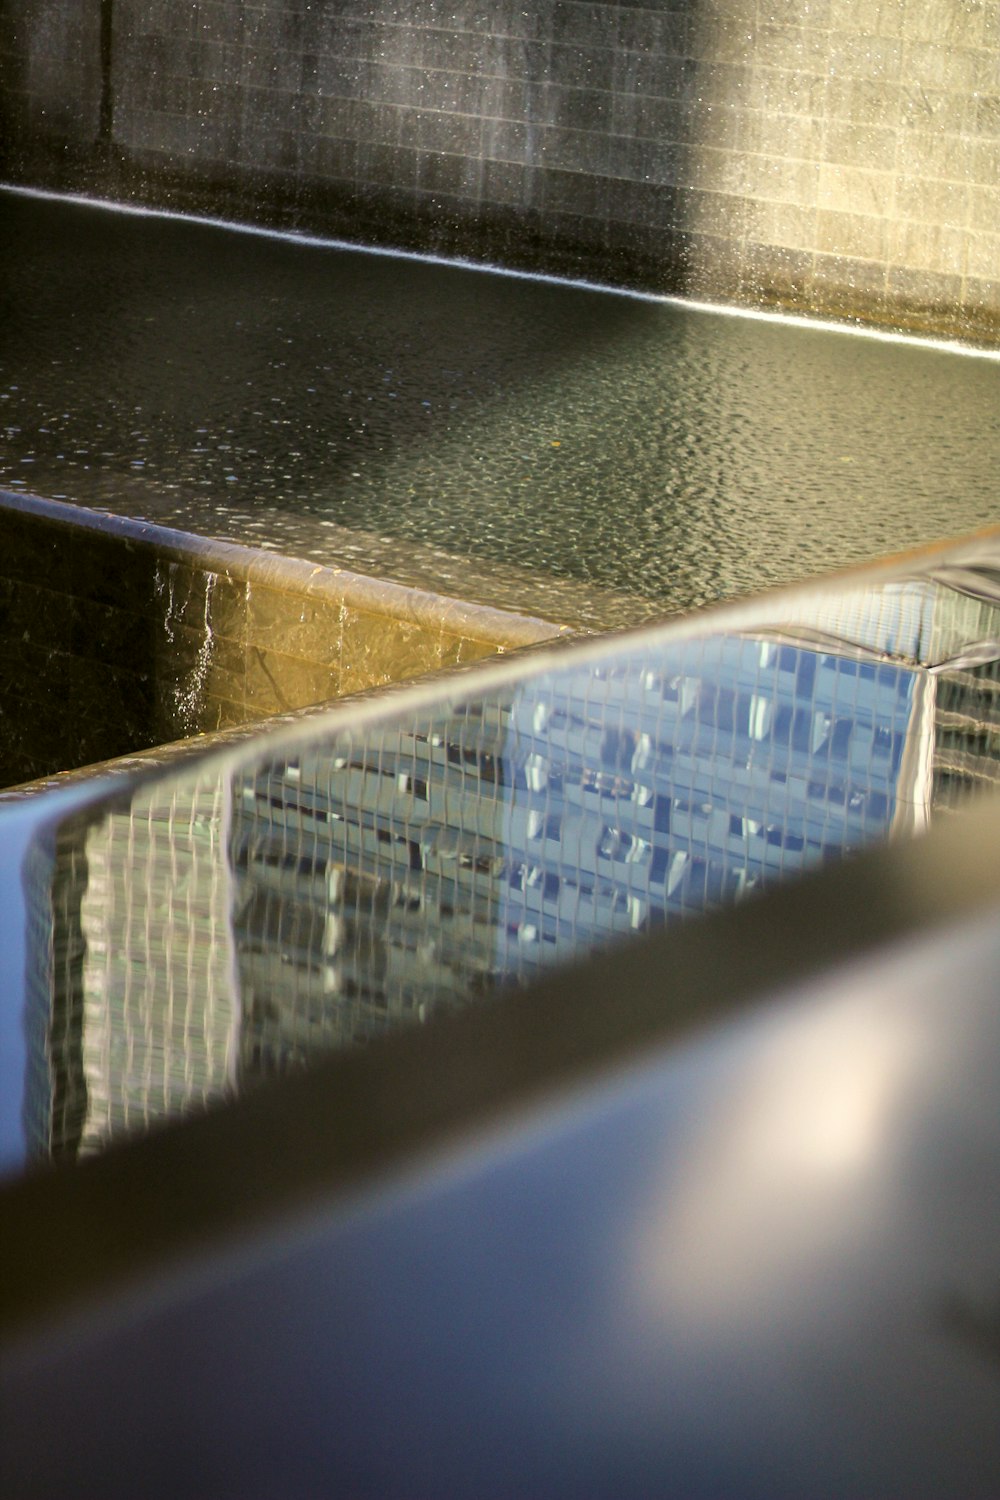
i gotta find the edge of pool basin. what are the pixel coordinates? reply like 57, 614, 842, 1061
4, 514, 1000, 810
0, 486, 590, 788
0, 634, 568, 803
0, 488, 577, 650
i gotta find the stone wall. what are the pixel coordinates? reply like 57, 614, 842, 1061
1, 1, 998, 338
0, 492, 563, 788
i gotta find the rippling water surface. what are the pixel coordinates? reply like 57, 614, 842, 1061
2, 190, 998, 613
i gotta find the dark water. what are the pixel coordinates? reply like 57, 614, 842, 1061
1, 188, 999, 612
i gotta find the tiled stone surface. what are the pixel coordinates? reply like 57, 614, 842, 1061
0, 492, 567, 787
2, 2, 998, 336
0, 0, 103, 151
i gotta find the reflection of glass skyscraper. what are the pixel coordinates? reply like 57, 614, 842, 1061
22, 820, 92, 1162
934, 661, 1000, 808
761, 575, 1000, 810
920, 578, 1000, 810
231, 706, 510, 1073
229, 621, 938, 1072
493, 637, 923, 977
22, 771, 240, 1164
20, 571, 1000, 1160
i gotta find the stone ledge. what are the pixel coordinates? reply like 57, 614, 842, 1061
0, 488, 573, 786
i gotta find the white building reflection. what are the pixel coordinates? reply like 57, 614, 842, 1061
23, 769, 240, 1161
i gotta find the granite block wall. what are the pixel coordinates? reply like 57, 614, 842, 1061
1, 1, 998, 337
0, 494, 561, 788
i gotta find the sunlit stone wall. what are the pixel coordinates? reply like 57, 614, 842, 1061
1, 0, 998, 337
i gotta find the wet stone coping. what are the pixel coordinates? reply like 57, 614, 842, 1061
0, 489, 573, 789
27, 470, 665, 635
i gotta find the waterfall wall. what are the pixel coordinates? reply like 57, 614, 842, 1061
1, 0, 998, 338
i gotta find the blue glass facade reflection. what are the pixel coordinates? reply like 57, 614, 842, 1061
495, 639, 917, 973
231, 634, 922, 1070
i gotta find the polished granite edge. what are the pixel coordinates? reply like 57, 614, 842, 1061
4, 783, 1000, 1348
0, 489, 573, 646
6, 476, 664, 633
0, 489, 580, 787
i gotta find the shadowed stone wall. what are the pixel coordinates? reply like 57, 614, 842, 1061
1, 1, 998, 338
0, 492, 562, 788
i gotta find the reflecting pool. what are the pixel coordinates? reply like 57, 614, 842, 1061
2, 188, 1000, 619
